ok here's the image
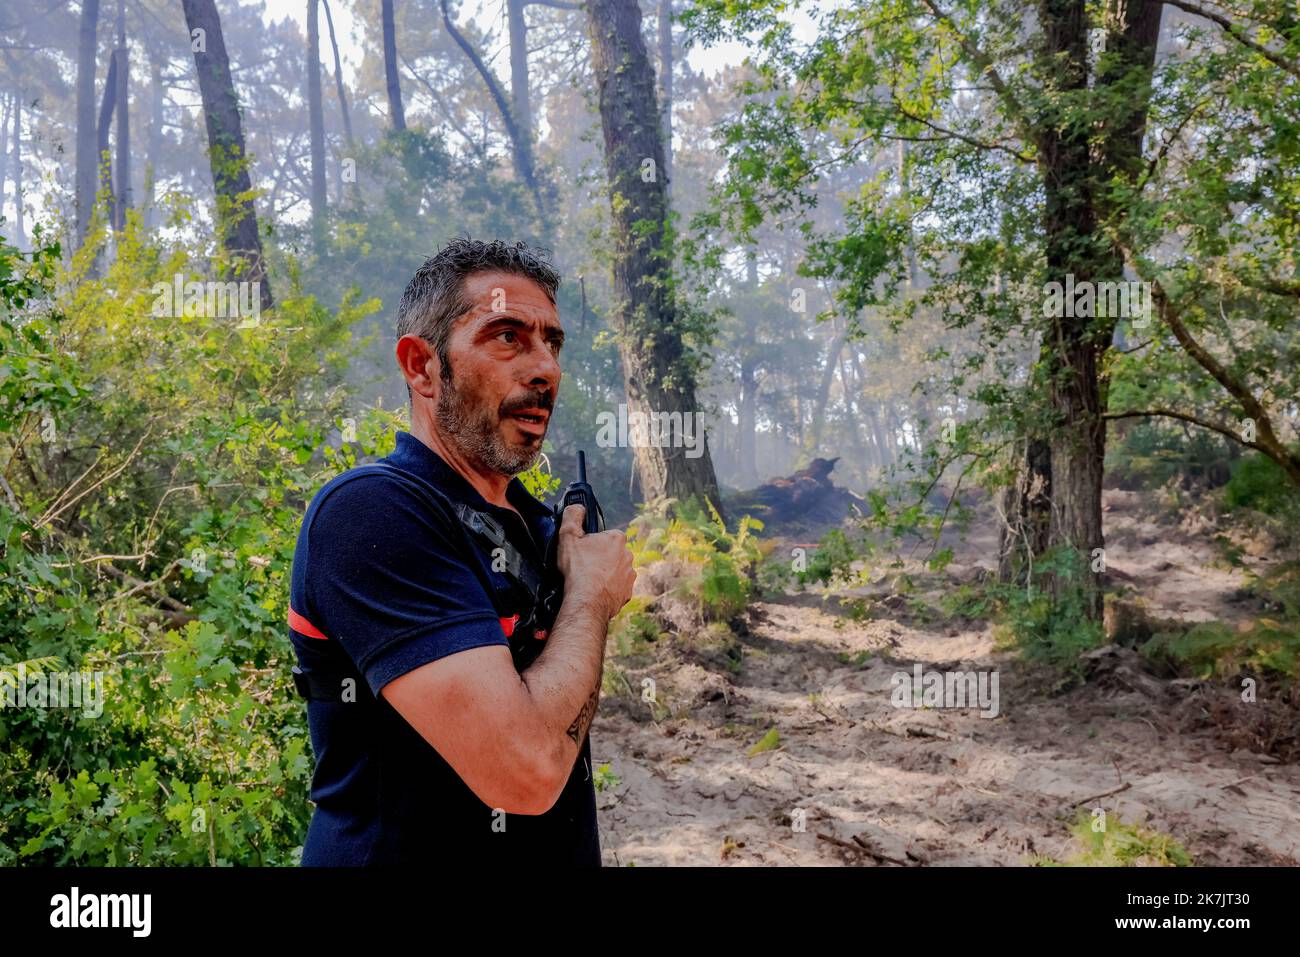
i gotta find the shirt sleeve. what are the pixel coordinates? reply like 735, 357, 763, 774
301, 470, 508, 696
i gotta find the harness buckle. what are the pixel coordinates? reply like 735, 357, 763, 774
460, 506, 506, 546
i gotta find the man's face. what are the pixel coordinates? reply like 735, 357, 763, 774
433, 271, 563, 476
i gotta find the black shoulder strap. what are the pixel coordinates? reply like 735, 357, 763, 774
452, 502, 544, 600
352, 461, 545, 601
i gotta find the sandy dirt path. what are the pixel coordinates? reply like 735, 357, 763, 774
591, 494, 1300, 866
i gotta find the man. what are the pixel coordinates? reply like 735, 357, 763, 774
287, 238, 636, 865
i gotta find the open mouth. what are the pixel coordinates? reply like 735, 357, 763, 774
506, 410, 549, 437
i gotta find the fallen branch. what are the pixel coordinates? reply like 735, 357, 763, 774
1072, 781, 1132, 808
815, 831, 912, 866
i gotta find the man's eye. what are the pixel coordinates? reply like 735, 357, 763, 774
498, 329, 518, 344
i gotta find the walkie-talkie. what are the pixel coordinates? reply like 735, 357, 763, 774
556, 450, 604, 534
537, 450, 604, 629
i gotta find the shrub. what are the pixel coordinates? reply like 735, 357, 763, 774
1143, 619, 1299, 681
0, 220, 385, 864
1033, 810, 1193, 867
1223, 452, 1297, 517
992, 547, 1105, 672
622, 497, 767, 625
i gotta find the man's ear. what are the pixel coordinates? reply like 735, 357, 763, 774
396, 334, 441, 399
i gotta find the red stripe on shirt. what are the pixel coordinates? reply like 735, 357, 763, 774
288, 606, 328, 640
293, 607, 526, 644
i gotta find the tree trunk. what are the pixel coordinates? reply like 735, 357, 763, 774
113, 0, 130, 231
1016, 0, 1163, 618
898, 140, 917, 290
873, 405, 894, 469
306, 0, 327, 237
836, 351, 869, 476
441, 0, 544, 216
865, 404, 888, 472
886, 406, 905, 465
998, 433, 1053, 584
182, 0, 273, 309
656, 0, 672, 197
0, 93, 10, 222
507, 0, 531, 151
1016, 0, 1101, 615
809, 321, 847, 453
144, 50, 163, 231
322, 0, 354, 149
321, 0, 359, 206
738, 357, 757, 486
793, 375, 803, 447
95, 49, 117, 236
585, 0, 724, 518
381, 0, 406, 131
74, 0, 101, 248
11, 92, 23, 248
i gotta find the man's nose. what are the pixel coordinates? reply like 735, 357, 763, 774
522, 339, 561, 391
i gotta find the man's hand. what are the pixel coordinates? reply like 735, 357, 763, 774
555, 503, 636, 621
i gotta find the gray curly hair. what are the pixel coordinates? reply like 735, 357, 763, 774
396, 238, 561, 386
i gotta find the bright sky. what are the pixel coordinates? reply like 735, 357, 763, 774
253, 0, 770, 159
258, 0, 776, 81
2, 0, 812, 230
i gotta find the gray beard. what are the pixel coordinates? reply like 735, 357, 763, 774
434, 368, 542, 477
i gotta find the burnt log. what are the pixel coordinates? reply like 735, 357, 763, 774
724, 457, 864, 534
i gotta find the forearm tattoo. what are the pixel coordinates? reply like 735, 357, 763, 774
566, 687, 600, 746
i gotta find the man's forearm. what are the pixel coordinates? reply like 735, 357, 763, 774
520, 586, 609, 763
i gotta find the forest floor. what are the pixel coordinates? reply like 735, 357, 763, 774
590, 489, 1300, 866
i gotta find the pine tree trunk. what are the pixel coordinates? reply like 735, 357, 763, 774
0, 94, 10, 219
144, 51, 163, 231
585, 0, 724, 518
321, 0, 359, 206
441, 0, 543, 215
74, 0, 101, 248
382, 0, 406, 131
322, 0, 354, 149
113, 0, 130, 231
182, 0, 273, 309
809, 321, 847, 453
656, 0, 672, 196
95, 50, 117, 236
507, 0, 531, 151
11, 93, 23, 247
738, 357, 757, 486
843, 348, 871, 475
307, 0, 327, 237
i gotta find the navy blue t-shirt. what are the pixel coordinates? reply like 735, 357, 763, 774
288, 430, 600, 866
